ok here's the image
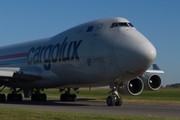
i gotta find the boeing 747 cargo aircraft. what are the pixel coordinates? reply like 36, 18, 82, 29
0, 17, 164, 106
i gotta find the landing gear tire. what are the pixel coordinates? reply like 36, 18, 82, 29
115, 97, 122, 106
60, 94, 66, 101
0, 94, 6, 103
7, 94, 12, 101
31, 94, 47, 101
42, 94, 47, 101
71, 94, 76, 102
107, 96, 115, 106
7, 94, 23, 101
17, 94, 23, 101
60, 93, 76, 102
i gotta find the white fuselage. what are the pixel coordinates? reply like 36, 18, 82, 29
0, 17, 156, 89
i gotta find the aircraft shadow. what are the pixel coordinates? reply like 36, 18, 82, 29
1, 98, 96, 106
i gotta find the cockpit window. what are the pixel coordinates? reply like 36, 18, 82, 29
119, 22, 129, 27
114, 23, 118, 27
128, 23, 134, 27
110, 23, 116, 28
110, 22, 134, 28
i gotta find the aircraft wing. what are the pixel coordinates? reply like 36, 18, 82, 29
0, 67, 42, 82
146, 64, 164, 74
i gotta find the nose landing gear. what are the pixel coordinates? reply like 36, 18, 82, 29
106, 83, 122, 106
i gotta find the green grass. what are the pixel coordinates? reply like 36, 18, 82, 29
0, 107, 178, 120
123, 88, 180, 105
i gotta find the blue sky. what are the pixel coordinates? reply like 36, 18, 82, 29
0, 0, 179, 86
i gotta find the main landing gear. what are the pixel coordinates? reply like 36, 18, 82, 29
7, 88, 23, 101
23, 88, 47, 101
106, 83, 122, 106
31, 89, 47, 101
0, 87, 23, 102
60, 88, 77, 102
0, 87, 47, 102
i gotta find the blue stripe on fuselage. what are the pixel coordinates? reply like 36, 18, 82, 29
0, 58, 26, 65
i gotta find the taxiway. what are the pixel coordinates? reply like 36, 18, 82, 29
0, 100, 180, 118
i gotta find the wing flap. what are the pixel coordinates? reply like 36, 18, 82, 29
0, 67, 42, 82
0, 67, 20, 78
0, 71, 14, 78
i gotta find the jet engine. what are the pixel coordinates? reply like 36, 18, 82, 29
140, 73, 162, 90
118, 78, 144, 96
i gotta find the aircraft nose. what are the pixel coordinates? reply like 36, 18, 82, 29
137, 42, 156, 67
113, 30, 157, 77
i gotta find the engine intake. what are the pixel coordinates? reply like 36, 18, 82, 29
140, 73, 162, 90
118, 77, 144, 96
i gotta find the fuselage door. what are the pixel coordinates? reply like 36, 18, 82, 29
94, 23, 103, 36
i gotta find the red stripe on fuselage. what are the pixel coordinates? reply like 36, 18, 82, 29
0, 52, 28, 60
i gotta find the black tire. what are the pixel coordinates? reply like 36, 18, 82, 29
2, 94, 6, 102
7, 94, 12, 101
60, 94, 66, 101
31, 94, 36, 101
18, 94, 23, 101
42, 94, 47, 101
115, 97, 122, 106
71, 94, 76, 102
106, 96, 115, 106
0, 94, 3, 102
0, 94, 6, 103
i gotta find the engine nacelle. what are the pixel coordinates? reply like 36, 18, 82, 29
140, 73, 162, 90
118, 77, 144, 96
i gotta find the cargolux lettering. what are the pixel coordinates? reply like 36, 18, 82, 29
27, 37, 83, 68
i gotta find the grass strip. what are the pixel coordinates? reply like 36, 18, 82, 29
0, 107, 178, 120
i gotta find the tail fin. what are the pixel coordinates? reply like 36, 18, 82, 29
153, 64, 162, 70
146, 64, 164, 74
